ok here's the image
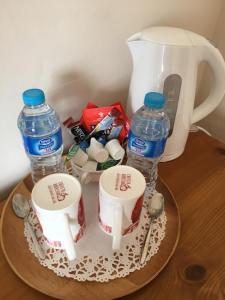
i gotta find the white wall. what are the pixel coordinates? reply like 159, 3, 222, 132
197, 2, 225, 141
0, 0, 223, 199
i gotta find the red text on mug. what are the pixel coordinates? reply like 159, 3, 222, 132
48, 181, 69, 204
115, 173, 132, 191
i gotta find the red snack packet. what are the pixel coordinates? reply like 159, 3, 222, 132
82, 105, 112, 131
81, 102, 130, 142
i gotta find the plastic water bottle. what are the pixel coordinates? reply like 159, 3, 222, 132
126, 92, 170, 190
18, 89, 64, 183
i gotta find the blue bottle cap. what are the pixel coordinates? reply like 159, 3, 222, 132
144, 92, 166, 109
22, 89, 45, 106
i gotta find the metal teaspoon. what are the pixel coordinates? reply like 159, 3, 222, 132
12, 193, 45, 260
140, 192, 164, 264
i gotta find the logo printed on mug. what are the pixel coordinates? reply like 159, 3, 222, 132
48, 181, 69, 203
115, 173, 131, 191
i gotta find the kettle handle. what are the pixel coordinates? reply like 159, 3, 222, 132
192, 40, 225, 124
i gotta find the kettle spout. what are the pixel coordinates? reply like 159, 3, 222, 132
127, 32, 142, 43
127, 32, 148, 61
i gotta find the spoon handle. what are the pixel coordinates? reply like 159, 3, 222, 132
140, 218, 153, 264
26, 220, 45, 260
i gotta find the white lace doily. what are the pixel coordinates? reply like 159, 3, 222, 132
24, 184, 167, 282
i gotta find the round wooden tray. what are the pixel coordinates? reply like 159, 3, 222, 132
0, 175, 180, 300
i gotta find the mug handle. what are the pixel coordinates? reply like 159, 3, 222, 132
60, 214, 79, 261
112, 203, 123, 250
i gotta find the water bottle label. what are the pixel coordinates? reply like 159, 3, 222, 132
22, 128, 62, 156
128, 131, 166, 158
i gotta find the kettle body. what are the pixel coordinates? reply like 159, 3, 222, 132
126, 27, 225, 161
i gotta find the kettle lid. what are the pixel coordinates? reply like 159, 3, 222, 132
139, 26, 193, 46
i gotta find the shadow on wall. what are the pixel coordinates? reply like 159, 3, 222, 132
47, 70, 128, 151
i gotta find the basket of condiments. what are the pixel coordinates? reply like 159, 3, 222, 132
64, 102, 130, 183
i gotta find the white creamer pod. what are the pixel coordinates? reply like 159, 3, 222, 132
87, 138, 109, 163
105, 139, 125, 160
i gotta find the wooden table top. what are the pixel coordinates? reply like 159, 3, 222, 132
1, 131, 225, 300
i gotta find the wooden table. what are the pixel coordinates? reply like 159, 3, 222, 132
1, 131, 225, 300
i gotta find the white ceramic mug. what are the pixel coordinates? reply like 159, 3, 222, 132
31, 173, 85, 261
98, 165, 146, 250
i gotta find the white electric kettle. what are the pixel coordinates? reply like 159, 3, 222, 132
126, 26, 225, 161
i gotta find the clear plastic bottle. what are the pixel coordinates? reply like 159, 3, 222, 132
18, 88, 64, 183
126, 92, 170, 190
